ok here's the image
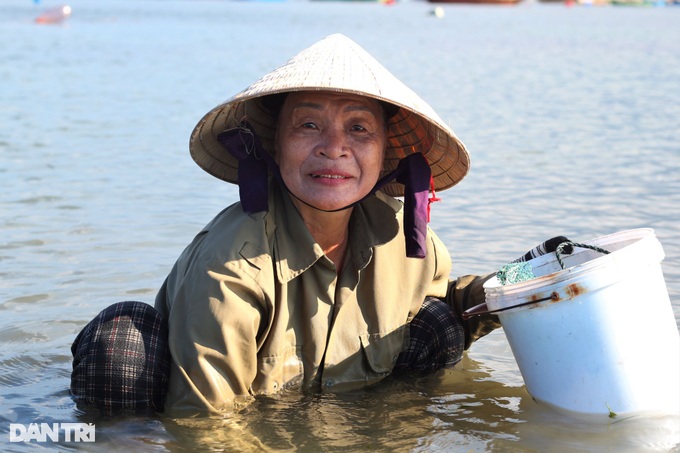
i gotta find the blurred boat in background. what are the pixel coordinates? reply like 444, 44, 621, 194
427, 0, 521, 4
34, 4, 71, 24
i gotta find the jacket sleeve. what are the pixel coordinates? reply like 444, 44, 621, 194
445, 274, 501, 350
155, 235, 269, 415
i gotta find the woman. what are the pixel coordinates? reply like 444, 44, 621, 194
71, 34, 563, 415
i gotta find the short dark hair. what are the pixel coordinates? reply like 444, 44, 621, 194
264, 93, 399, 128
261, 93, 288, 121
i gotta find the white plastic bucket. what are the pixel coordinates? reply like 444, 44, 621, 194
482, 228, 680, 419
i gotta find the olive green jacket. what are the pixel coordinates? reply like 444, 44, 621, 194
155, 187, 495, 415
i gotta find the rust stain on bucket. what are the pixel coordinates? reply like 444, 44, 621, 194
566, 283, 586, 299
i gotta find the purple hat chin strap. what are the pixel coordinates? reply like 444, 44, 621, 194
217, 121, 432, 259
373, 152, 431, 259
217, 122, 282, 214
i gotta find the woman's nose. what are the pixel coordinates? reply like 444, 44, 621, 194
318, 128, 348, 158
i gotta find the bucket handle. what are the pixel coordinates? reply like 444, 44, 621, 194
555, 241, 610, 269
462, 292, 560, 320
462, 242, 611, 320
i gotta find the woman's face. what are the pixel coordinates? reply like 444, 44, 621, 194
275, 91, 387, 212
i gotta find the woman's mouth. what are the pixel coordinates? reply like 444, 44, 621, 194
309, 169, 352, 180
311, 174, 348, 179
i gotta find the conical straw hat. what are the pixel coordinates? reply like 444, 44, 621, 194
190, 33, 470, 197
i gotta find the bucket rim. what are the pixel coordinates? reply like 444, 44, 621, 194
483, 228, 664, 310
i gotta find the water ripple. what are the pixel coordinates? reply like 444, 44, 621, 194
0, 353, 44, 387
4, 294, 51, 305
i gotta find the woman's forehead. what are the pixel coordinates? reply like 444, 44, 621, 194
283, 91, 383, 111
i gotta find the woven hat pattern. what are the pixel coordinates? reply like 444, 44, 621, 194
190, 34, 470, 197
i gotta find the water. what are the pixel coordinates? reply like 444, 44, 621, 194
1, 0, 679, 451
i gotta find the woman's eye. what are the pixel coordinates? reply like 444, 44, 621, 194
350, 124, 367, 132
301, 122, 317, 129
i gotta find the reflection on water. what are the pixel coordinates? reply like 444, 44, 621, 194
1, 0, 679, 451
58, 355, 680, 452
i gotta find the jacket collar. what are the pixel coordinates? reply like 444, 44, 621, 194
270, 182, 401, 284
